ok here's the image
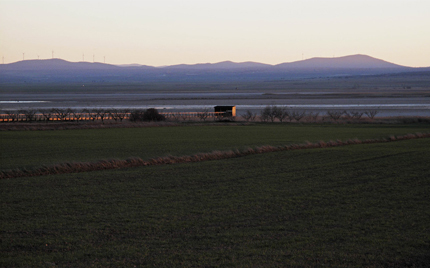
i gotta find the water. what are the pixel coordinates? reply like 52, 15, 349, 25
1, 92, 429, 117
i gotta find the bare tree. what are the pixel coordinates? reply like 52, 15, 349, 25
69, 109, 83, 121
121, 109, 130, 121
197, 109, 210, 121
365, 110, 379, 119
82, 109, 97, 121
65, 108, 75, 121
39, 109, 52, 121
109, 108, 129, 122
129, 109, 144, 122
19, 109, 37, 122
51, 108, 68, 121
307, 112, 320, 122
260, 108, 269, 122
286, 111, 295, 122
4, 110, 19, 122
292, 110, 306, 122
327, 110, 343, 121
170, 112, 181, 122
274, 107, 289, 122
109, 109, 120, 122
351, 111, 364, 120
242, 110, 256, 122
261, 106, 278, 122
180, 113, 189, 121
92, 109, 107, 123
342, 110, 353, 120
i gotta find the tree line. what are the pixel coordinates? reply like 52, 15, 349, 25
0, 108, 217, 123
0, 106, 379, 123
242, 106, 379, 122
1, 108, 137, 123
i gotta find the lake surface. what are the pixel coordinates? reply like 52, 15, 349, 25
1, 91, 429, 117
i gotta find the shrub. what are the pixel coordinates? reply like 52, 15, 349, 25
144, 108, 165, 122
130, 108, 165, 122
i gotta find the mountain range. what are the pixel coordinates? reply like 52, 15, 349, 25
1, 54, 428, 83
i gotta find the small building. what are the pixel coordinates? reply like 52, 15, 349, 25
214, 106, 236, 120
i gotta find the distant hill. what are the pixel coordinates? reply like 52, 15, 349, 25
0, 54, 410, 71
0, 55, 426, 84
1, 58, 119, 71
274, 54, 405, 69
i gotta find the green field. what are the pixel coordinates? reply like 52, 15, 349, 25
1, 124, 430, 267
2, 123, 430, 171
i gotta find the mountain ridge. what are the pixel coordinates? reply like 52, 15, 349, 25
0, 54, 416, 70
1, 55, 427, 84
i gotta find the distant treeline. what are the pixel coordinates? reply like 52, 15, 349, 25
0, 107, 382, 123
246, 106, 379, 122
0, 108, 226, 123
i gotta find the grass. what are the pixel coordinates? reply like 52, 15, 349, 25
2, 132, 429, 179
1, 123, 430, 171
1, 137, 429, 267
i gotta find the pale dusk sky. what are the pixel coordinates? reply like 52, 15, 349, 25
0, 0, 429, 67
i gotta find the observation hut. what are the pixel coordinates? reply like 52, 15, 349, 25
214, 105, 236, 121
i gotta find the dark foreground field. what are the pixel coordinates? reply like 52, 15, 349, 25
1, 124, 430, 267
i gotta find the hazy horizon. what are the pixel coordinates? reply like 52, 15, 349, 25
1, 0, 429, 67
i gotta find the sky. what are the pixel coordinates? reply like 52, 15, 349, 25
1, 0, 429, 67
